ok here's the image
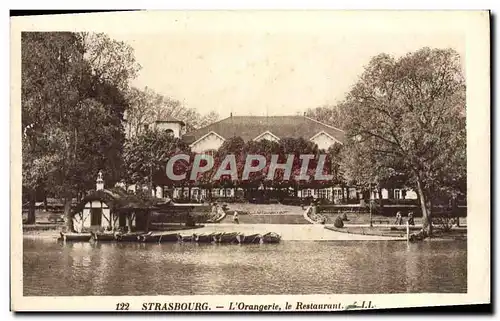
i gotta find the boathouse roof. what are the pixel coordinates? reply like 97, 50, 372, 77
72, 188, 158, 215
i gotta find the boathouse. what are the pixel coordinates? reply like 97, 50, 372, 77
71, 188, 157, 233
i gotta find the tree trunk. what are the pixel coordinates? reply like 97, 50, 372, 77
64, 196, 74, 232
416, 178, 433, 235
26, 189, 36, 224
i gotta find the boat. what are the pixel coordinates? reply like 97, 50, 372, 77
139, 233, 180, 243
116, 232, 150, 242
59, 232, 92, 242
138, 234, 162, 243
194, 233, 217, 243
217, 232, 241, 244
178, 234, 194, 242
261, 232, 281, 244
91, 231, 116, 242
237, 233, 262, 244
157, 233, 181, 243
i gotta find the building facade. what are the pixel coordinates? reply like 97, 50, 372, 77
151, 113, 418, 203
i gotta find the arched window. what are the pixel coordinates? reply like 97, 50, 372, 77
165, 129, 174, 136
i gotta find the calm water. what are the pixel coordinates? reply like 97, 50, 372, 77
23, 238, 467, 296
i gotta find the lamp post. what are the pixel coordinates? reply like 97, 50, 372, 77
369, 182, 373, 227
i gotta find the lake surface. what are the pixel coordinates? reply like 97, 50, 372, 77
23, 238, 466, 296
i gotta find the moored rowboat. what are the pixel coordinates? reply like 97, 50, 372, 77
59, 232, 92, 242
138, 234, 161, 243
237, 233, 262, 244
116, 232, 150, 242
178, 234, 194, 242
217, 232, 241, 244
158, 233, 180, 243
194, 233, 217, 243
261, 232, 281, 244
91, 232, 116, 242
139, 233, 180, 243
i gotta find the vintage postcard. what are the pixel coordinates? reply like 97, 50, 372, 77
11, 10, 490, 312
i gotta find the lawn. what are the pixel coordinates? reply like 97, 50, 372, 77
221, 203, 310, 224
322, 212, 467, 226
224, 203, 305, 215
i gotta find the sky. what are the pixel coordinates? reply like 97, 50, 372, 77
99, 12, 466, 118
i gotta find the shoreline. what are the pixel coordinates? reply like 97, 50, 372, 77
325, 224, 467, 241
21, 223, 466, 242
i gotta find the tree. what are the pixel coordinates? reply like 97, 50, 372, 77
123, 128, 191, 193
209, 137, 246, 195
79, 32, 141, 91
124, 86, 220, 138
340, 47, 466, 235
305, 103, 347, 129
326, 143, 343, 185
22, 32, 139, 230
22, 32, 87, 224
124, 87, 159, 137
196, 111, 220, 130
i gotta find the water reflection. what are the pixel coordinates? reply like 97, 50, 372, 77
23, 239, 467, 296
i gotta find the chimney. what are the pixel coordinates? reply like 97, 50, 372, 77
96, 170, 104, 191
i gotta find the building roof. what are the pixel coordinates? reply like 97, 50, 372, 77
183, 115, 345, 145
72, 188, 158, 215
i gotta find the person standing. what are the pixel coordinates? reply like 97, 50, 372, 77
233, 211, 239, 224
394, 211, 402, 225
407, 211, 415, 226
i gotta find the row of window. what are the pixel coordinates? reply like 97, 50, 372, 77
172, 188, 354, 199
174, 188, 234, 198
372, 189, 406, 199
170, 188, 409, 199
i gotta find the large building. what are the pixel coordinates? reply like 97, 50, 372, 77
182, 113, 345, 153
156, 113, 417, 203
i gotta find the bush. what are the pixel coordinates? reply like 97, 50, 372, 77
433, 213, 455, 232
333, 216, 344, 228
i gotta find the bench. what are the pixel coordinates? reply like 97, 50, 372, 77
371, 219, 390, 225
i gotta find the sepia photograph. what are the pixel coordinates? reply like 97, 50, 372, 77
10, 10, 490, 311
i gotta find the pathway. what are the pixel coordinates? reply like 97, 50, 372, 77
220, 214, 310, 224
